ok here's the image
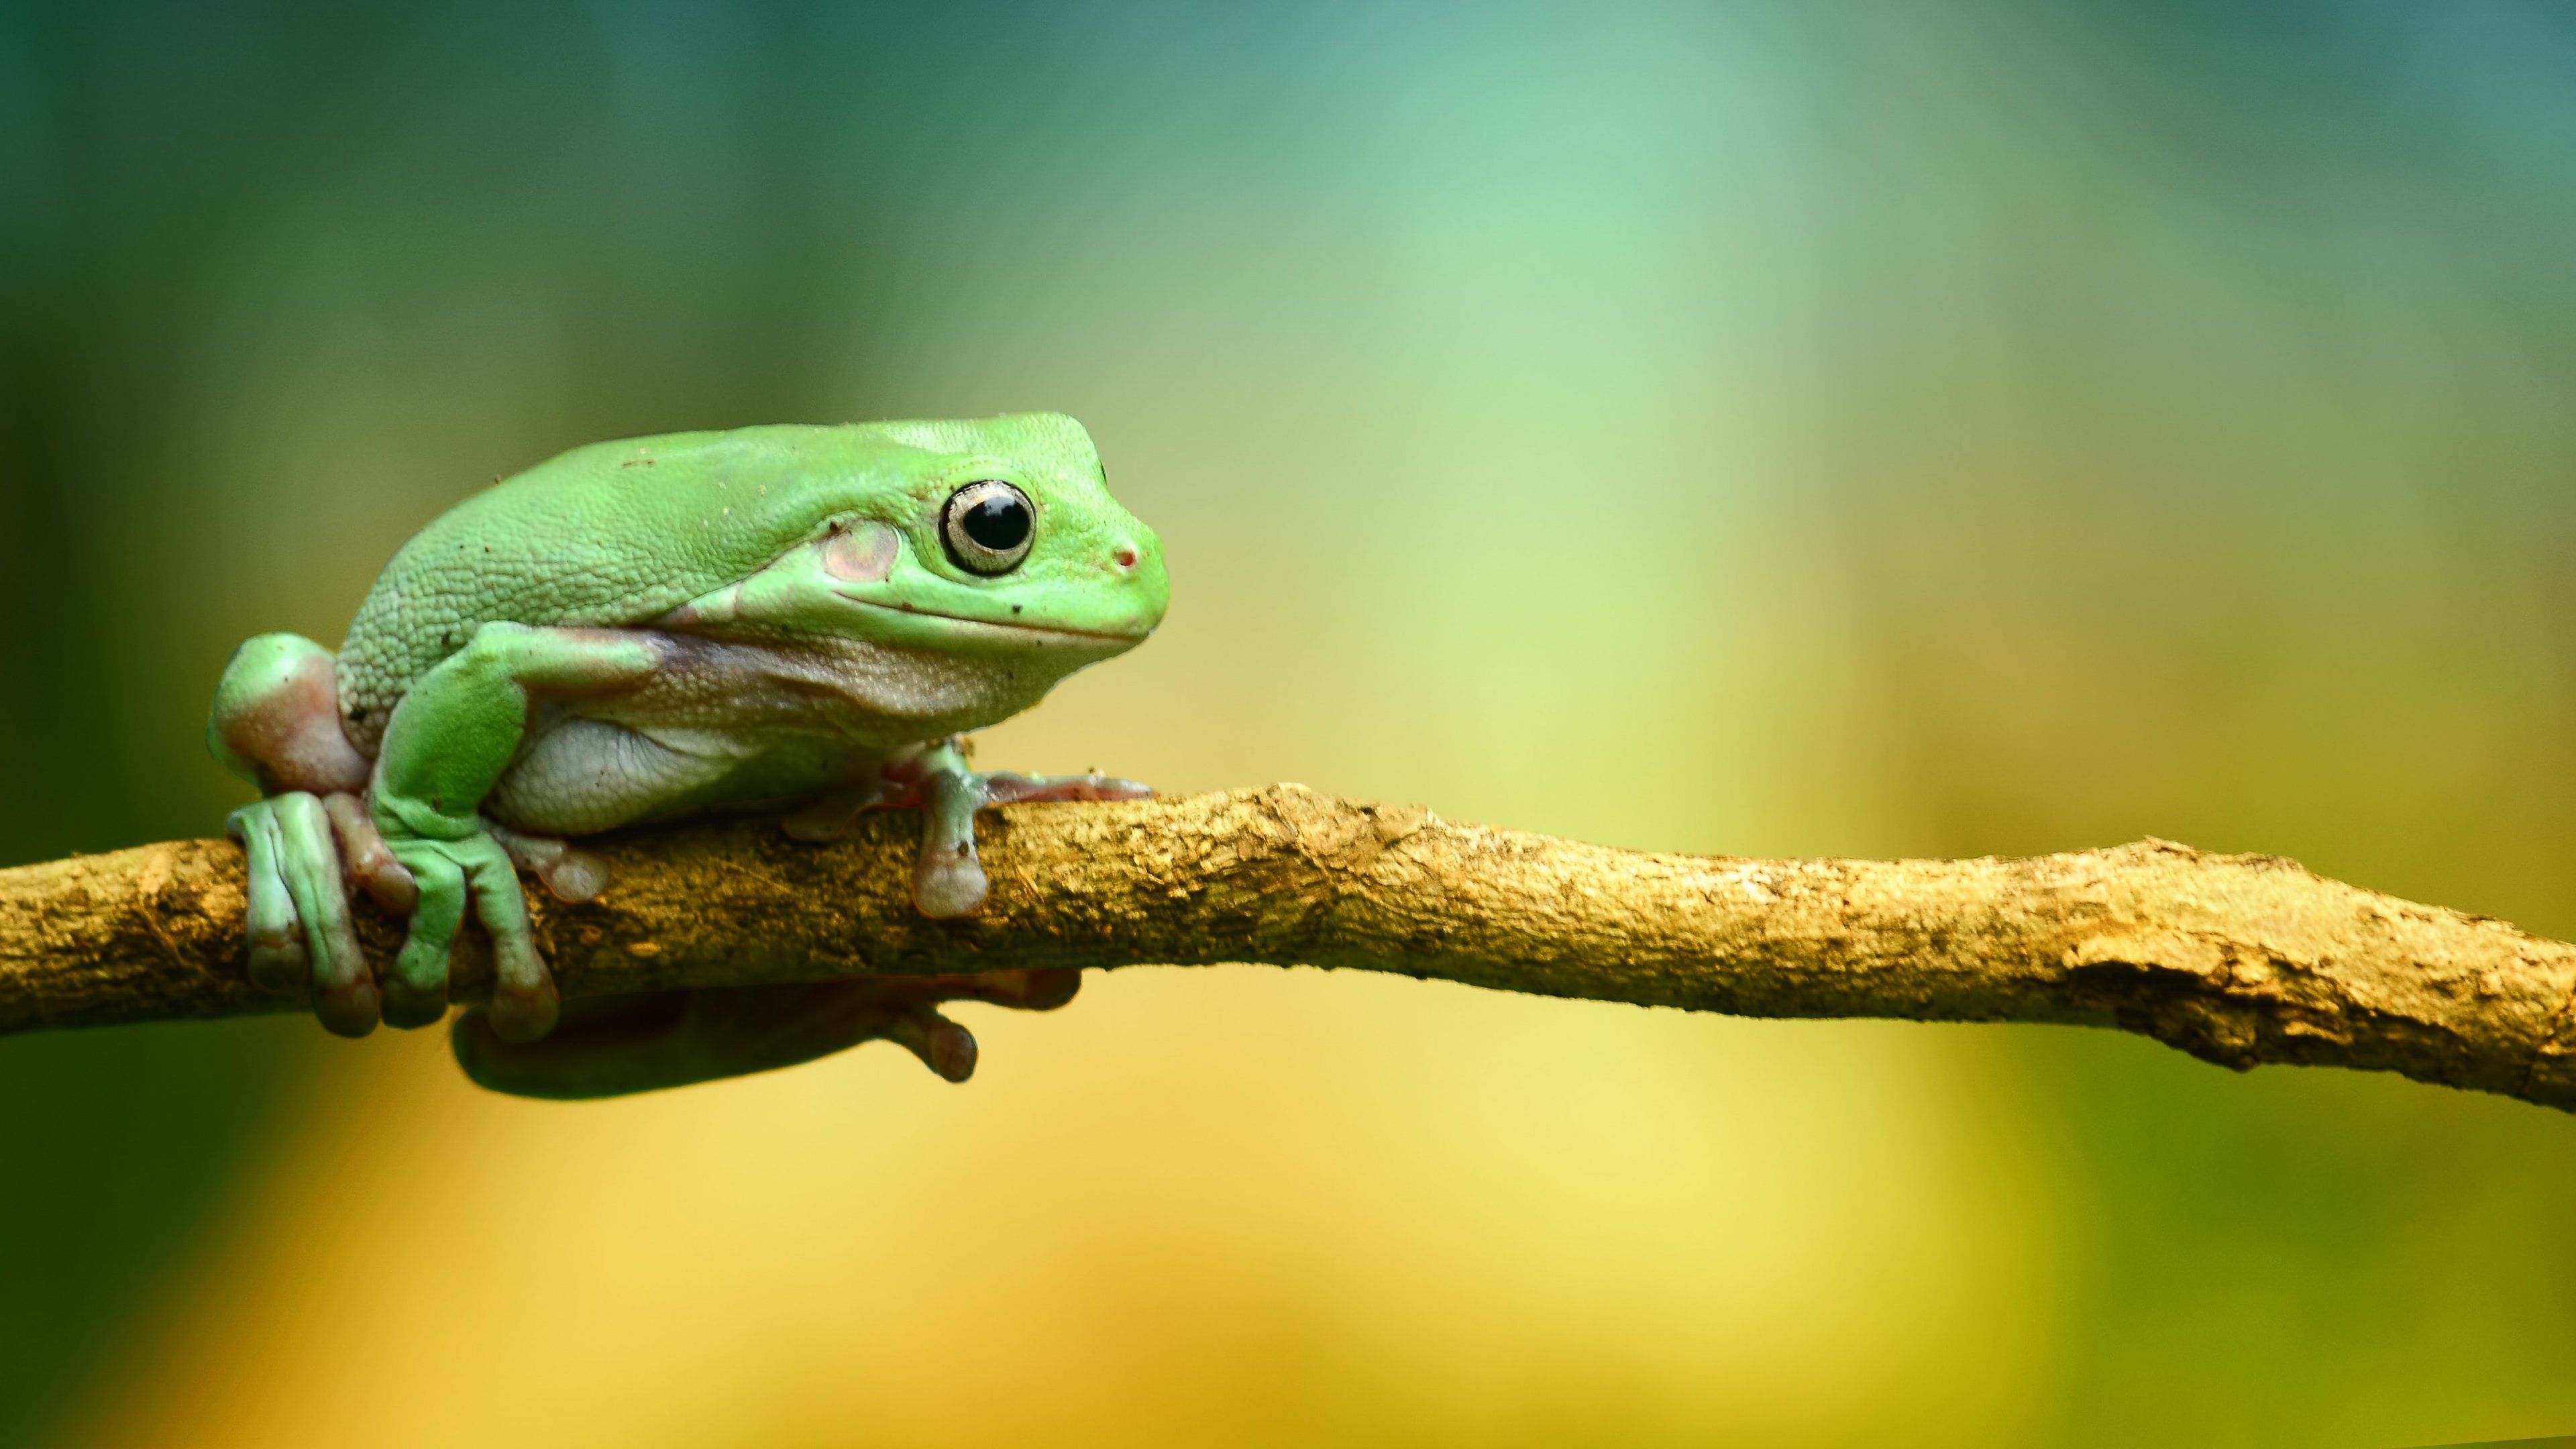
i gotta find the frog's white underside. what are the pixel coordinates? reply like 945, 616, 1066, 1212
482, 627, 1083, 837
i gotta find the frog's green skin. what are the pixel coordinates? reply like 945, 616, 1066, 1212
207, 413, 1167, 1098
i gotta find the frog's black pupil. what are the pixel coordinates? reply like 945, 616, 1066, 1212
963, 495, 1029, 551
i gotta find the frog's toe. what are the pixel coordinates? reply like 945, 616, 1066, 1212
540, 849, 610, 905
912, 841, 990, 920
468, 841, 562, 1041
904, 773, 1151, 918
228, 794, 377, 1035
981, 771, 1154, 805
379, 977, 445, 1030
484, 820, 610, 904
229, 803, 309, 995
898, 743, 1153, 922
951, 966, 1084, 1012
380, 843, 466, 1029
486, 982, 561, 1043
271, 792, 374, 1036
381, 829, 563, 1037
484, 957, 562, 1043
880, 1004, 977, 1082
842, 969, 1085, 1083
321, 792, 417, 913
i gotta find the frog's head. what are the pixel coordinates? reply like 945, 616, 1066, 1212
661, 413, 1168, 686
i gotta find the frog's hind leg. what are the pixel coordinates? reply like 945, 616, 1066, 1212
209, 634, 391, 1036
449, 968, 1085, 1099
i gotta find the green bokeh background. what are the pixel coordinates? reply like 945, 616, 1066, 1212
5, 2, 2576, 1444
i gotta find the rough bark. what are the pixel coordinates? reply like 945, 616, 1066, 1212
5, 785, 2576, 1112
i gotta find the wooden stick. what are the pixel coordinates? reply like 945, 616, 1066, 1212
8, 785, 2575, 1111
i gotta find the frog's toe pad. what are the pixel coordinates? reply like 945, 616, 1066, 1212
913, 849, 989, 920
245, 927, 308, 996
315, 977, 382, 1038
872, 969, 1084, 1081
986, 967, 1083, 1012
883, 1006, 977, 1081
536, 849, 610, 904
488, 977, 563, 1044
485, 823, 612, 904
380, 975, 449, 1030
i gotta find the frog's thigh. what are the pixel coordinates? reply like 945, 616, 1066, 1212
372, 624, 662, 1039
374, 625, 665, 819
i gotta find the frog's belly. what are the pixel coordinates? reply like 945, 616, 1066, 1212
483, 716, 876, 837
480, 628, 1049, 837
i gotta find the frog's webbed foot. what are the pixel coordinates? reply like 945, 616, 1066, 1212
906, 737, 1152, 920
777, 739, 1149, 919
374, 810, 561, 1044
449, 968, 1084, 1099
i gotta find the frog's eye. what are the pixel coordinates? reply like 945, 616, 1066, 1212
941, 480, 1034, 576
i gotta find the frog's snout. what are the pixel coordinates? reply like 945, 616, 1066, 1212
1104, 529, 1170, 637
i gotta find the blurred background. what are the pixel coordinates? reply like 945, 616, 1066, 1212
4, 1, 2575, 1444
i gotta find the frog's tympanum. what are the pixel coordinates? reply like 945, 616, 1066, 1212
207, 414, 1167, 1097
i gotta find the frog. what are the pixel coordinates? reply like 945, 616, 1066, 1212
205, 413, 1167, 1099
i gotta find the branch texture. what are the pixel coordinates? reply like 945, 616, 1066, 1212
7, 786, 2576, 1111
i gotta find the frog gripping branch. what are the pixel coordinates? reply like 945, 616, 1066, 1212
204, 414, 1168, 1098
11, 415, 2576, 1117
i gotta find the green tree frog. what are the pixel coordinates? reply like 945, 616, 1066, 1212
206, 413, 1167, 1097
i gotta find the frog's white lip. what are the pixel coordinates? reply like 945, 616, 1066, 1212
833, 594, 1152, 645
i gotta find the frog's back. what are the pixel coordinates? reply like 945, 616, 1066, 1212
336, 423, 905, 753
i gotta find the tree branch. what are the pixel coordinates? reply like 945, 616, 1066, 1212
7, 784, 2576, 1111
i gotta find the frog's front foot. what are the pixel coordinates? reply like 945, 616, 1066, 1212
915, 765, 1152, 919
903, 737, 1152, 919
777, 738, 1150, 918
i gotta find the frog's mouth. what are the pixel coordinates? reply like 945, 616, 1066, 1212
834, 594, 1152, 647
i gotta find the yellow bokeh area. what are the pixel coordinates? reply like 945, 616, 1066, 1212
85, 985, 2054, 1449
5, 4, 2576, 1446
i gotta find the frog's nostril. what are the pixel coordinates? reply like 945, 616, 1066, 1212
1112, 544, 1140, 571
